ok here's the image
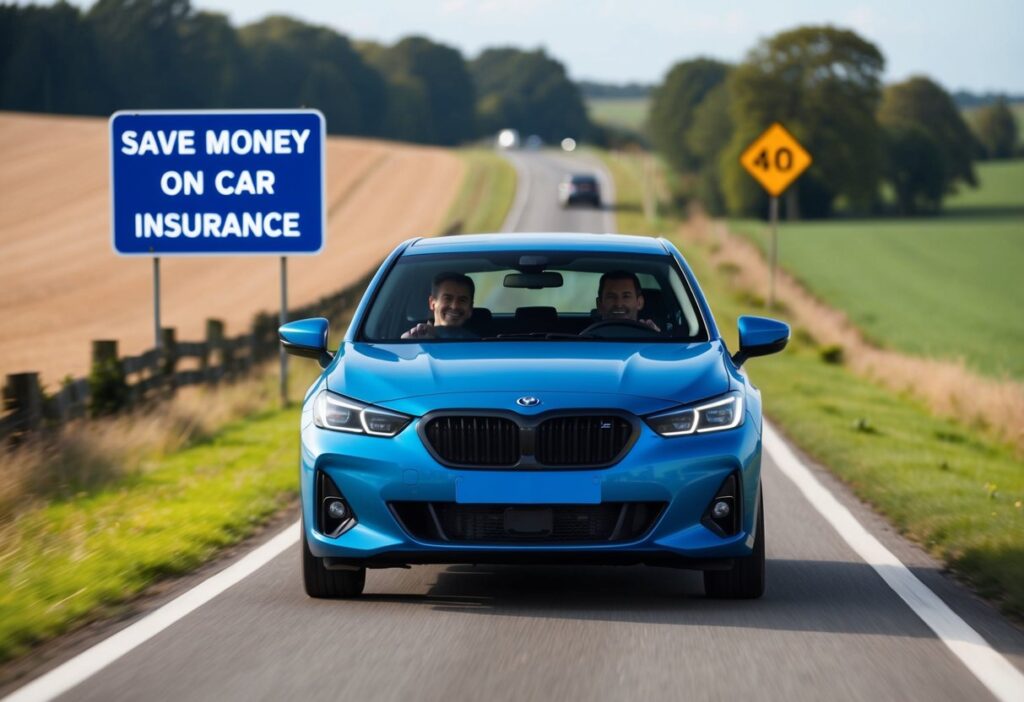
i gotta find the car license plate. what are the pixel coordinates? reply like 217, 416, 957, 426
504, 507, 553, 535
455, 472, 600, 504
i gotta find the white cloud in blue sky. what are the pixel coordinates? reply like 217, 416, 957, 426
26, 0, 1024, 91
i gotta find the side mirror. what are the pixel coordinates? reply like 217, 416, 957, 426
279, 317, 333, 368
731, 315, 789, 368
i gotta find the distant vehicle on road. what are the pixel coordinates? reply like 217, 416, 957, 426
496, 128, 520, 150
558, 173, 602, 208
280, 233, 789, 600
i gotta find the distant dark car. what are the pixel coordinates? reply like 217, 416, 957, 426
559, 173, 602, 208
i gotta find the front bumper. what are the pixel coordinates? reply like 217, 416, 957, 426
300, 411, 762, 569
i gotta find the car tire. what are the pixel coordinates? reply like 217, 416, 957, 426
301, 522, 366, 598
703, 489, 765, 599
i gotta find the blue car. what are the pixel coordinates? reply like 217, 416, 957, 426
280, 233, 789, 599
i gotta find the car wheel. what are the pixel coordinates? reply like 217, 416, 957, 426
703, 489, 765, 599
301, 521, 366, 598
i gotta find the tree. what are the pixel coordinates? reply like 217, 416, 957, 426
973, 98, 1018, 159
881, 123, 945, 214
365, 36, 475, 145
721, 26, 886, 218
175, 11, 244, 108
648, 59, 730, 174
470, 48, 591, 142
878, 76, 977, 211
0, 3, 111, 114
684, 83, 732, 214
237, 16, 387, 137
87, 0, 195, 109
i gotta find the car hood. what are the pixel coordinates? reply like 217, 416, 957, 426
326, 341, 731, 416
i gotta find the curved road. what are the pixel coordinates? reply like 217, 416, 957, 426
5, 150, 1024, 702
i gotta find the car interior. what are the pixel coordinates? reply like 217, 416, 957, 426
360, 253, 707, 342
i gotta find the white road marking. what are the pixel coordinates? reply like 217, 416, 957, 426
764, 421, 1024, 702
2, 522, 301, 702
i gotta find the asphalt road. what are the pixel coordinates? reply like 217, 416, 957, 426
11, 149, 1024, 702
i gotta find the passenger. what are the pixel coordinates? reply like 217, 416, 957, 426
402, 272, 478, 339
596, 270, 660, 331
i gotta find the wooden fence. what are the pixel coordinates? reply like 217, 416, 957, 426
0, 220, 463, 448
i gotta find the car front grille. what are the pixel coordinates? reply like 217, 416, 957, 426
423, 416, 520, 466
389, 502, 665, 544
421, 413, 636, 468
535, 416, 632, 466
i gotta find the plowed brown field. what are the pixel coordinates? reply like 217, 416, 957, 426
0, 112, 464, 385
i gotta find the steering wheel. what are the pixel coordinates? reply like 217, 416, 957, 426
579, 319, 661, 338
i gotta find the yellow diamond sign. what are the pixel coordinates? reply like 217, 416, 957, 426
740, 123, 812, 197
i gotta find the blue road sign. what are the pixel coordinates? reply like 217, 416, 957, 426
110, 110, 325, 256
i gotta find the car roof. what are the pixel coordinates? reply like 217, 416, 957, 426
404, 233, 669, 256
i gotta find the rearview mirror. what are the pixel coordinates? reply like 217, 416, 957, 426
731, 316, 789, 368
279, 317, 333, 368
504, 271, 564, 289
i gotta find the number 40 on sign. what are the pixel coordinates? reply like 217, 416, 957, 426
739, 123, 812, 197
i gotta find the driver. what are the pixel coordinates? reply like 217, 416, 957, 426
402, 272, 478, 339
596, 270, 660, 331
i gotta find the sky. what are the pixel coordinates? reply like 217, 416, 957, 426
30, 0, 1024, 93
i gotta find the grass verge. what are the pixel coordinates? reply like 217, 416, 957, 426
442, 148, 517, 234
599, 149, 1024, 619
0, 405, 299, 662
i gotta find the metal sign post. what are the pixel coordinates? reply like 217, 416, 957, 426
768, 196, 779, 309
110, 109, 326, 404
153, 257, 162, 351
280, 256, 288, 406
739, 122, 812, 310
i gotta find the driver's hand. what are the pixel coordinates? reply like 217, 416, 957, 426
640, 318, 661, 332
401, 322, 435, 339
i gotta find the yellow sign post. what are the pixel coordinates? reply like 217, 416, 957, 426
740, 123, 812, 308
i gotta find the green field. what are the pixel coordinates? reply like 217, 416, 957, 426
586, 97, 650, 134
963, 102, 1024, 147
732, 159, 1024, 379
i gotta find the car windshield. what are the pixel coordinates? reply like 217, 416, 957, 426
359, 251, 708, 342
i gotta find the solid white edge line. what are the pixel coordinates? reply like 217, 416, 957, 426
764, 421, 1024, 702
2, 521, 301, 702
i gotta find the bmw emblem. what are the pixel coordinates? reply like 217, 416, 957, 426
516, 396, 541, 407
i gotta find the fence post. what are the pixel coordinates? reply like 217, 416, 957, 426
161, 328, 178, 386
204, 318, 225, 383
4, 372, 44, 439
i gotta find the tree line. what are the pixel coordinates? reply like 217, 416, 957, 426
647, 26, 1020, 217
0, 0, 595, 146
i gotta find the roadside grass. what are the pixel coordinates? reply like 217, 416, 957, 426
730, 159, 1024, 379
442, 148, 516, 234
586, 97, 650, 134
599, 149, 1024, 619
0, 405, 300, 662
0, 147, 516, 665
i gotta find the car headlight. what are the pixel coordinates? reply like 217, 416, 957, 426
645, 393, 744, 436
313, 390, 412, 437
